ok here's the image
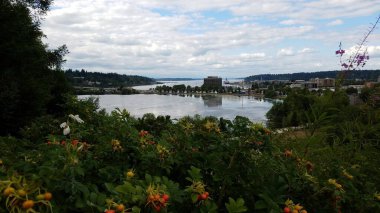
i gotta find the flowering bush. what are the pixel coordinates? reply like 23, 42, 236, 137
0, 96, 379, 212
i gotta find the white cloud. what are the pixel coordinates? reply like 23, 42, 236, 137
367, 46, 380, 58
296, 0, 380, 20
230, 1, 294, 16
232, 0, 380, 20
277, 48, 294, 56
240, 53, 266, 60
327, 19, 343, 26
280, 19, 297, 25
39, 0, 380, 77
298, 48, 314, 54
134, 0, 380, 21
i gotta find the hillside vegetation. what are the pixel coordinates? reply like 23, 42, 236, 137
65, 69, 156, 88
245, 69, 380, 81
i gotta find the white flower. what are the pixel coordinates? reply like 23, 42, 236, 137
60, 122, 67, 128
63, 126, 70, 135
69, 114, 84, 123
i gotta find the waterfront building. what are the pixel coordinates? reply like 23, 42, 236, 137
203, 76, 222, 89
310, 78, 335, 87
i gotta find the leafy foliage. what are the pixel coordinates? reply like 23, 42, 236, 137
1, 95, 379, 212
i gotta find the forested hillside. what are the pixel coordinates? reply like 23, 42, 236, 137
65, 69, 156, 88
245, 69, 380, 81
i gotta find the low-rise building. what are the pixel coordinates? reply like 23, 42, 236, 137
364, 82, 375, 88
310, 78, 335, 87
289, 83, 304, 89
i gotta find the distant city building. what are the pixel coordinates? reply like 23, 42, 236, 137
305, 82, 318, 89
289, 83, 304, 89
203, 76, 222, 89
364, 82, 375, 88
342, 85, 364, 91
288, 78, 335, 90
310, 78, 335, 87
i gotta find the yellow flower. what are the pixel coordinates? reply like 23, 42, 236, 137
284, 198, 294, 206
374, 192, 380, 201
351, 164, 360, 169
328, 178, 337, 185
204, 121, 220, 133
182, 122, 194, 131
204, 121, 213, 130
126, 169, 135, 178
328, 179, 343, 190
304, 172, 318, 184
342, 169, 353, 180
111, 139, 120, 146
156, 144, 170, 158
111, 139, 123, 151
294, 204, 303, 210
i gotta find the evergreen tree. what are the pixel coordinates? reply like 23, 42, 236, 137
0, 0, 71, 135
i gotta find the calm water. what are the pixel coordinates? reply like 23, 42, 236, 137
79, 94, 273, 123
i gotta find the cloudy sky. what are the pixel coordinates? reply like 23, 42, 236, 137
41, 0, 380, 78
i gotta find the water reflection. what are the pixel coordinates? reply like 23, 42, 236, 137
79, 94, 273, 123
202, 95, 222, 107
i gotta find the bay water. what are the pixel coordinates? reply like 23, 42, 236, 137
79, 94, 273, 123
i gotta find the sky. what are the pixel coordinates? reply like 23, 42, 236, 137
41, 0, 380, 78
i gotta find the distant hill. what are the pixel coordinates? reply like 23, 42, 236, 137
245, 70, 380, 81
65, 69, 156, 88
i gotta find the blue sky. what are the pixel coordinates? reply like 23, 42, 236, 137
41, 0, 380, 78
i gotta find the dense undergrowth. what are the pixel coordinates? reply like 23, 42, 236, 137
1, 96, 379, 212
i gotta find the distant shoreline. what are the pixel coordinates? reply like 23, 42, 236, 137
78, 91, 266, 98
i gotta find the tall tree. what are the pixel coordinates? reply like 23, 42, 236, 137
0, 0, 71, 135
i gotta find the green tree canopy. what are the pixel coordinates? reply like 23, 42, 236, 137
0, 0, 71, 135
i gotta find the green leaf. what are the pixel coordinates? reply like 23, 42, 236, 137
96, 193, 107, 205
76, 182, 90, 198
225, 197, 247, 213
131, 206, 141, 213
75, 197, 86, 208
104, 183, 115, 193
254, 200, 267, 210
75, 166, 85, 176
145, 174, 153, 183
191, 194, 198, 203
187, 166, 202, 181
89, 192, 97, 203
201, 200, 218, 213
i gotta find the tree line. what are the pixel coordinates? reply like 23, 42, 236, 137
245, 69, 380, 81
0, 0, 71, 135
65, 69, 156, 88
